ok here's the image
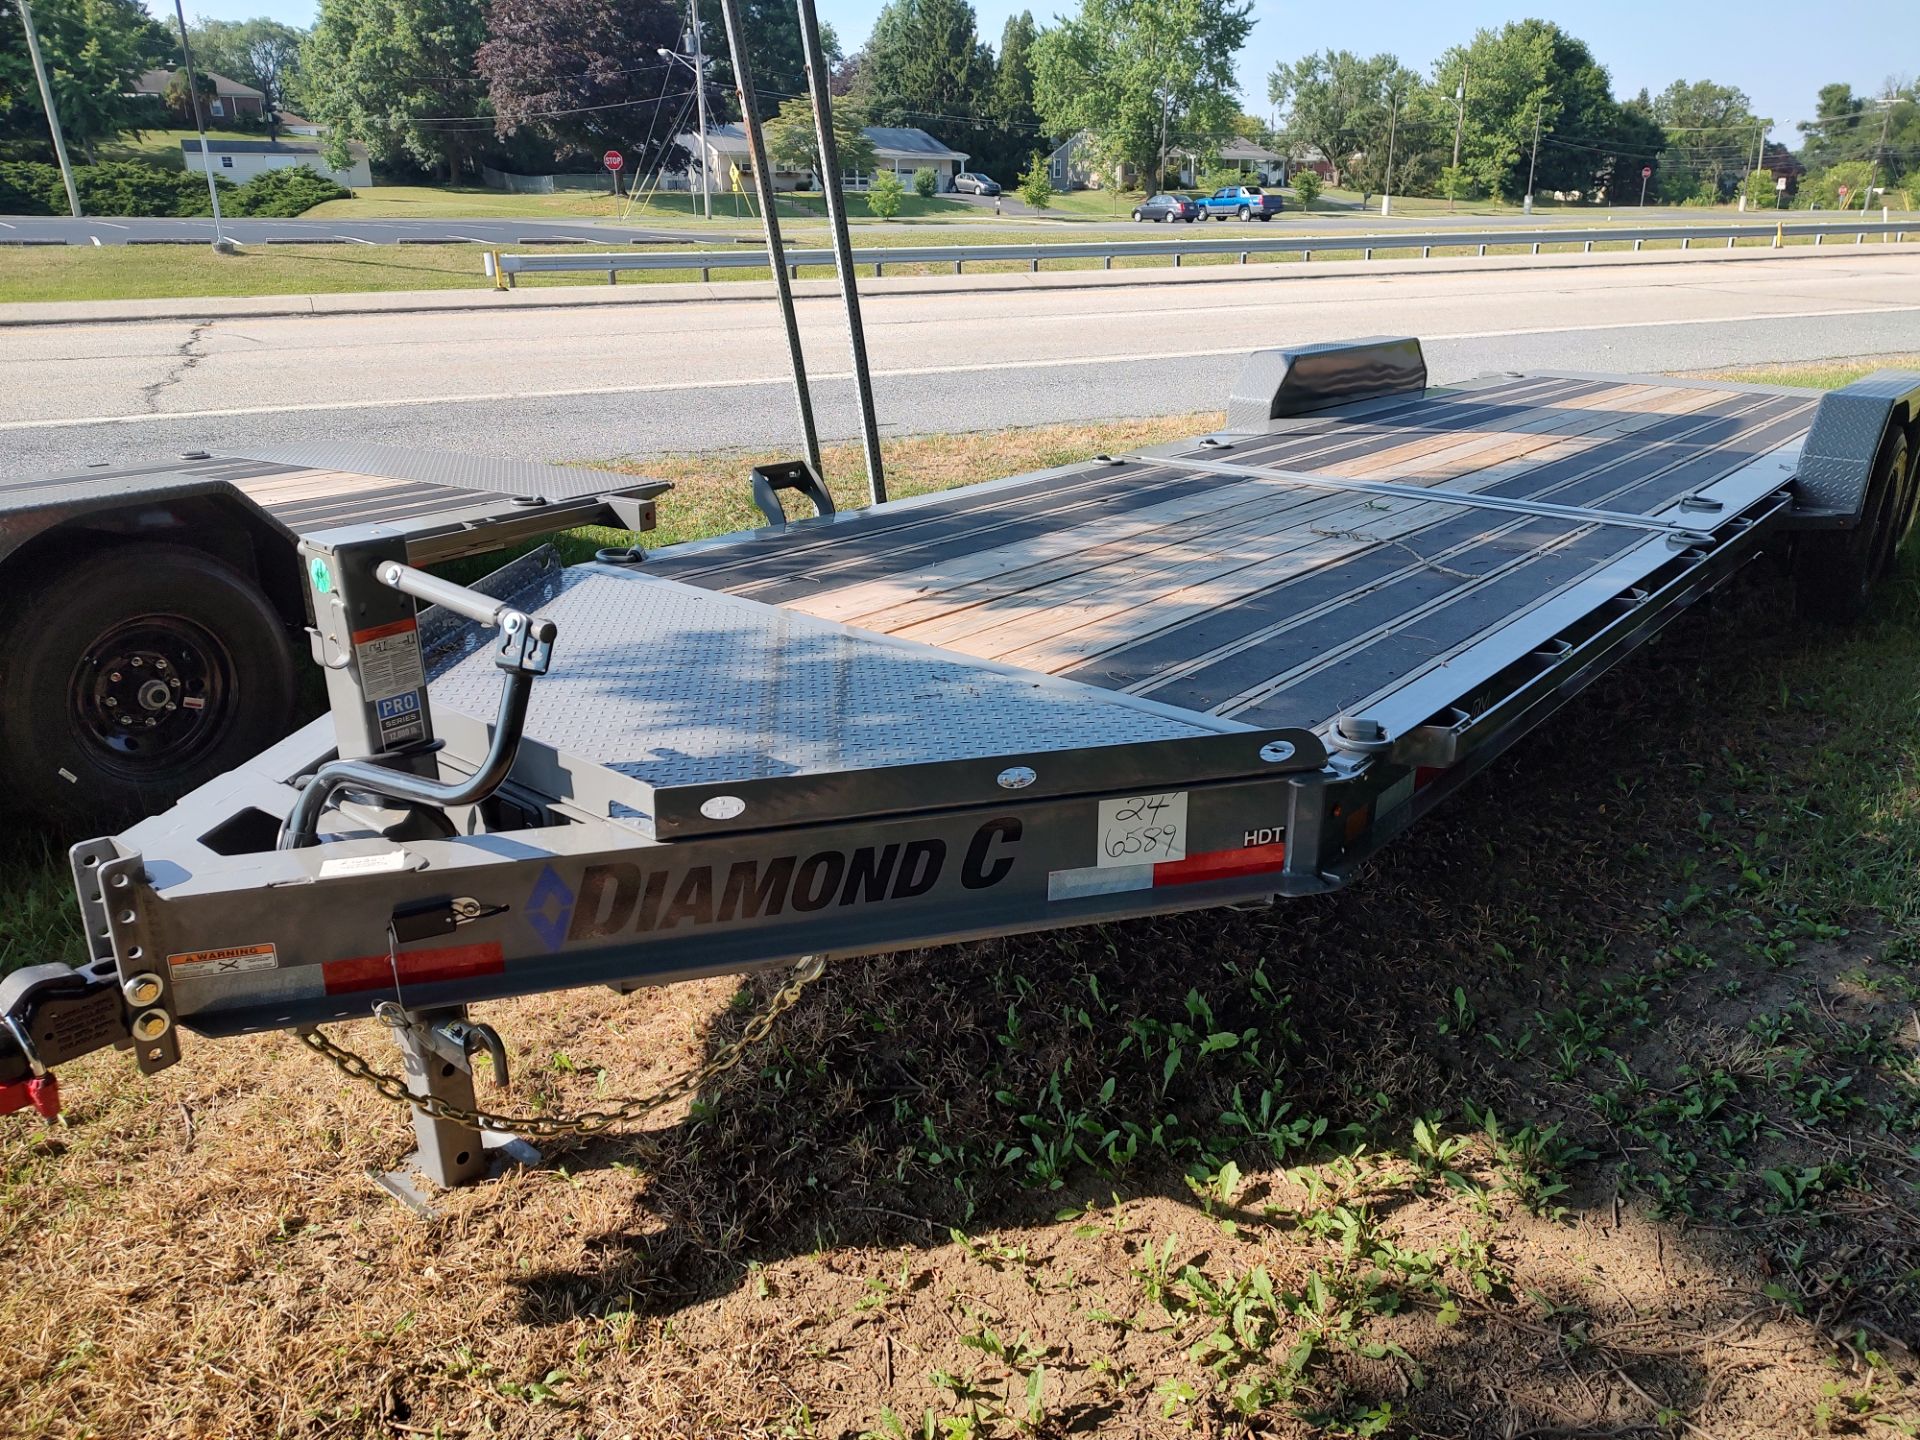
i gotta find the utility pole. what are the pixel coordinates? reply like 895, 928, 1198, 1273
688, 0, 711, 219
1380, 89, 1398, 216
1524, 107, 1540, 213
1449, 60, 1469, 212
17, 0, 81, 218
172, 0, 231, 251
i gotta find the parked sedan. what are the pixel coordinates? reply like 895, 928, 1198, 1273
952, 172, 1002, 195
1131, 192, 1200, 223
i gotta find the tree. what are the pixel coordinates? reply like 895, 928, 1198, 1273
187, 18, 307, 123
1032, 0, 1253, 192
163, 67, 215, 127
853, 0, 996, 167
761, 93, 874, 183
983, 10, 1039, 178
1016, 150, 1051, 207
1798, 82, 1868, 169
866, 167, 904, 217
1650, 79, 1765, 201
911, 164, 936, 196
302, 0, 489, 178
1289, 168, 1318, 207
478, 0, 702, 169
1267, 50, 1410, 191
702, 0, 840, 123
0, 0, 172, 160
1431, 20, 1630, 201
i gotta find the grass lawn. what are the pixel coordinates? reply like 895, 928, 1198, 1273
6, 222, 1897, 304
5, 364, 1920, 1437
94, 126, 265, 171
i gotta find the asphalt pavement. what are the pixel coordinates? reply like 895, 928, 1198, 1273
3, 250, 1916, 478
0, 204, 1842, 247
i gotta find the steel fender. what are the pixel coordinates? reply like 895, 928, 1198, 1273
1792, 370, 1920, 524
1225, 336, 1428, 431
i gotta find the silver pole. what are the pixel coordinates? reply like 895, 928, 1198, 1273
688, 0, 711, 220
17, 0, 81, 218
172, 0, 230, 250
714, 0, 821, 471
794, 0, 886, 504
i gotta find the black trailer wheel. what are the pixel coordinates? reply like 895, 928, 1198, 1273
1794, 430, 1913, 625
0, 543, 298, 833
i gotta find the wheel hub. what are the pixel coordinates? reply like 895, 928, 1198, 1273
71, 618, 230, 773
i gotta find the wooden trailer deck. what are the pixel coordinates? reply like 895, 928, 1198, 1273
640, 374, 1816, 741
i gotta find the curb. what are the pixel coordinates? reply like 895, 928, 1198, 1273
4, 238, 1918, 328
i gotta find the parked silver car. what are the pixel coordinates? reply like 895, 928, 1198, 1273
952, 172, 1002, 196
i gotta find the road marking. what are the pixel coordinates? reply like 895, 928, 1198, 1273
89, 220, 130, 229
335, 235, 377, 245
5, 300, 1918, 433
0, 220, 14, 229
90, 236, 102, 246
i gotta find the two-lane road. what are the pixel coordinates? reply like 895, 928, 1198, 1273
3, 250, 1917, 476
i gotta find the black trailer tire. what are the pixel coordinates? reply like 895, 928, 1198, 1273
0, 542, 298, 833
1793, 430, 1912, 625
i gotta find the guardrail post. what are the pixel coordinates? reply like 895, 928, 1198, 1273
1726, 235, 1735, 248
1240, 251, 1248, 264
1815, 233, 1823, 245
1303, 249, 1311, 262
1856, 231, 1864, 244
1363, 247, 1372, 260
874, 262, 883, 277
954, 259, 962, 273
1478, 244, 1486, 256
1583, 240, 1592, 253
1421, 245, 1430, 258
1530, 242, 1540, 254
1172, 253, 1181, 267
1682, 236, 1690, 250
700, 266, 709, 281
1102, 255, 1111, 270
1633, 238, 1642, 252
1031, 256, 1040, 272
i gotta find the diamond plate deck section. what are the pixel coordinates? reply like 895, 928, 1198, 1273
427, 567, 1234, 814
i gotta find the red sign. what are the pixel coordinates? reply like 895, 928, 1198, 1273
603, 150, 624, 172
1641, 165, 1652, 178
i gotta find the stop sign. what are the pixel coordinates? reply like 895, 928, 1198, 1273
1641, 165, 1652, 178
603, 150, 624, 172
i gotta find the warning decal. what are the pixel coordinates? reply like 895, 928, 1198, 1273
350, 617, 427, 706
167, 942, 279, 979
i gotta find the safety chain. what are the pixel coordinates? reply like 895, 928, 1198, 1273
298, 955, 827, 1140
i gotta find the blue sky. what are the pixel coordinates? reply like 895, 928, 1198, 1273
178, 0, 1905, 138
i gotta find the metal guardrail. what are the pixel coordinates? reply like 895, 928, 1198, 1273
483, 218, 1915, 287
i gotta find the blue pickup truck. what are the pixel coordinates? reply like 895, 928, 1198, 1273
1196, 185, 1283, 221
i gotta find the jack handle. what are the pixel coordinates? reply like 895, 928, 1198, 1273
278, 564, 558, 850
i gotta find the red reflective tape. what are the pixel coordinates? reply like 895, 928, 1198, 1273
1414, 765, 1444, 790
1153, 842, 1287, 887
322, 941, 504, 996
350, 616, 418, 645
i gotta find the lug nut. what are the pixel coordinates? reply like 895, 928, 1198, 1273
106, 696, 119, 708
118, 714, 133, 725
131, 1009, 172, 1042
144, 717, 158, 728
109, 670, 123, 682
124, 973, 164, 1007
130, 657, 143, 667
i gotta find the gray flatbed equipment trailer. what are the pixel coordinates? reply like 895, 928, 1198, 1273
0, 443, 666, 828
4, 337, 1916, 1193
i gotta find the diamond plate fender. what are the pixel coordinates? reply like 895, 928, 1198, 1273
1792, 371, 1920, 523
1224, 337, 1428, 431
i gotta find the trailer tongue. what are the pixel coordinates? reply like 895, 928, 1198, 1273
5, 338, 1917, 1197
